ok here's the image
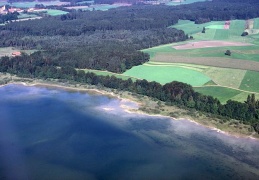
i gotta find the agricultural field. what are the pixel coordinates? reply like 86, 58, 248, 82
194, 86, 259, 104
0, 0, 69, 8
239, 71, 259, 93
166, 0, 207, 6
44, 9, 69, 16
123, 62, 211, 86
18, 13, 39, 19
193, 86, 241, 104
79, 68, 137, 81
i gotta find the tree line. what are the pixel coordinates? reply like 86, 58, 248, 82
0, 53, 259, 133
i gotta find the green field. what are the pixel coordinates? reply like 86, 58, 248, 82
79, 68, 137, 81
253, 18, 259, 29
18, 13, 39, 19
170, 19, 258, 42
123, 63, 211, 86
194, 86, 241, 103
144, 43, 259, 63
206, 25, 224, 29
0, 0, 69, 8
166, 0, 207, 6
141, 19, 259, 103
194, 86, 259, 104
44, 10, 69, 16
239, 71, 259, 93
170, 20, 224, 35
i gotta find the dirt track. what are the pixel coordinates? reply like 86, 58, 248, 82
153, 54, 259, 72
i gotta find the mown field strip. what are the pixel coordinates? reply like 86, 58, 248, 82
194, 86, 259, 104
153, 54, 259, 72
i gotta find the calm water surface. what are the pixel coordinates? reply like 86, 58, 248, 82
0, 84, 259, 180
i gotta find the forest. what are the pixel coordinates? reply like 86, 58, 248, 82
0, 53, 259, 133
0, 0, 259, 132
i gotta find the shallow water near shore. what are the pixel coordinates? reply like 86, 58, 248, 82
0, 84, 259, 179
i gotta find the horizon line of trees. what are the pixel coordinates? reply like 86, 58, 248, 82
0, 53, 258, 133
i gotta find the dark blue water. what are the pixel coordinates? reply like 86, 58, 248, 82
0, 84, 259, 180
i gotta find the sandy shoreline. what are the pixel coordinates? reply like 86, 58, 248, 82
0, 79, 258, 141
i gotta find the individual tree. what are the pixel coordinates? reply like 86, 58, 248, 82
202, 27, 206, 33
225, 50, 231, 56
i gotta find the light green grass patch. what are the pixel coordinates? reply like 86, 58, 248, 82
79, 68, 136, 81
252, 18, 259, 29
229, 20, 245, 36
239, 71, 259, 93
146, 62, 207, 72
206, 25, 224, 29
213, 29, 229, 40
166, 0, 206, 6
194, 29, 217, 40
123, 64, 211, 86
194, 86, 241, 104
170, 20, 222, 35
203, 68, 246, 89
45, 9, 69, 16
18, 13, 38, 19
231, 92, 259, 103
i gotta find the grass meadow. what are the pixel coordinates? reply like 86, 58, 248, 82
79, 68, 137, 81
123, 63, 211, 86
239, 71, 259, 93
45, 10, 69, 16
193, 86, 241, 104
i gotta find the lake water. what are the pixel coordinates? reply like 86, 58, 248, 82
0, 84, 259, 180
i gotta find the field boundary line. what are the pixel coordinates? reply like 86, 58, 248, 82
195, 85, 259, 95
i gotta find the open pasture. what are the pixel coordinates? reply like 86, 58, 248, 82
253, 18, 259, 29
44, 9, 69, 16
239, 71, 259, 93
146, 62, 247, 90
193, 86, 241, 104
194, 86, 259, 104
145, 42, 259, 62
169, 20, 223, 35
203, 67, 246, 89
123, 64, 211, 86
152, 53, 259, 72
0, 0, 69, 8
79, 68, 137, 81
172, 41, 252, 50
171, 19, 258, 42
166, 0, 207, 6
